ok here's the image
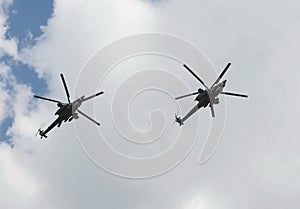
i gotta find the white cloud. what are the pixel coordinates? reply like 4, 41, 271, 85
1, 0, 300, 209
0, 0, 18, 59
184, 194, 206, 209
21, 0, 158, 81
0, 143, 41, 208
0, 63, 11, 123
0, 63, 44, 140
0, 0, 19, 135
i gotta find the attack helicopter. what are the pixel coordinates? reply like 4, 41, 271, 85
34, 73, 103, 139
175, 63, 248, 126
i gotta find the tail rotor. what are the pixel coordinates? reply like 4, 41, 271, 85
34, 128, 41, 137
35, 128, 46, 140
174, 111, 178, 124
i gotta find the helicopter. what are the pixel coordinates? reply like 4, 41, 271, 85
175, 63, 248, 126
34, 73, 104, 139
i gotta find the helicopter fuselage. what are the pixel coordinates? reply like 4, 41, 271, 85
55, 96, 85, 120
195, 82, 225, 109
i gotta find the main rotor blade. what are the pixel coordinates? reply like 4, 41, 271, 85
211, 63, 231, 87
77, 109, 100, 126
183, 64, 208, 89
209, 103, 215, 118
175, 92, 199, 100
34, 95, 62, 104
83, 91, 104, 102
60, 73, 71, 103
208, 93, 216, 118
221, 92, 248, 98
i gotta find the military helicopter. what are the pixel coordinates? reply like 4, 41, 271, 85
34, 73, 104, 139
175, 63, 248, 126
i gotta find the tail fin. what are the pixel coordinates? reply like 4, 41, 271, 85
174, 112, 184, 126
36, 129, 47, 139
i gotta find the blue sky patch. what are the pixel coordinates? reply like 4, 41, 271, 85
0, 117, 12, 142
7, 0, 53, 45
11, 61, 48, 95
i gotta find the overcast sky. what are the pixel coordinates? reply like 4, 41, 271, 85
0, 0, 300, 209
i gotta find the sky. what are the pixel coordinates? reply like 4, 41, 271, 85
0, 0, 300, 209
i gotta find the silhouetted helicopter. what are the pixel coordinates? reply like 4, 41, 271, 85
34, 73, 103, 139
175, 63, 248, 126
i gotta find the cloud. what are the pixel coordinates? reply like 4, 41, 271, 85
0, 63, 11, 124
1, 0, 300, 209
0, 0, 18, 59
21, 0, 158, 80
142, 0, 169, 4
0, 143, 39, 197
0, 62, 44, 141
